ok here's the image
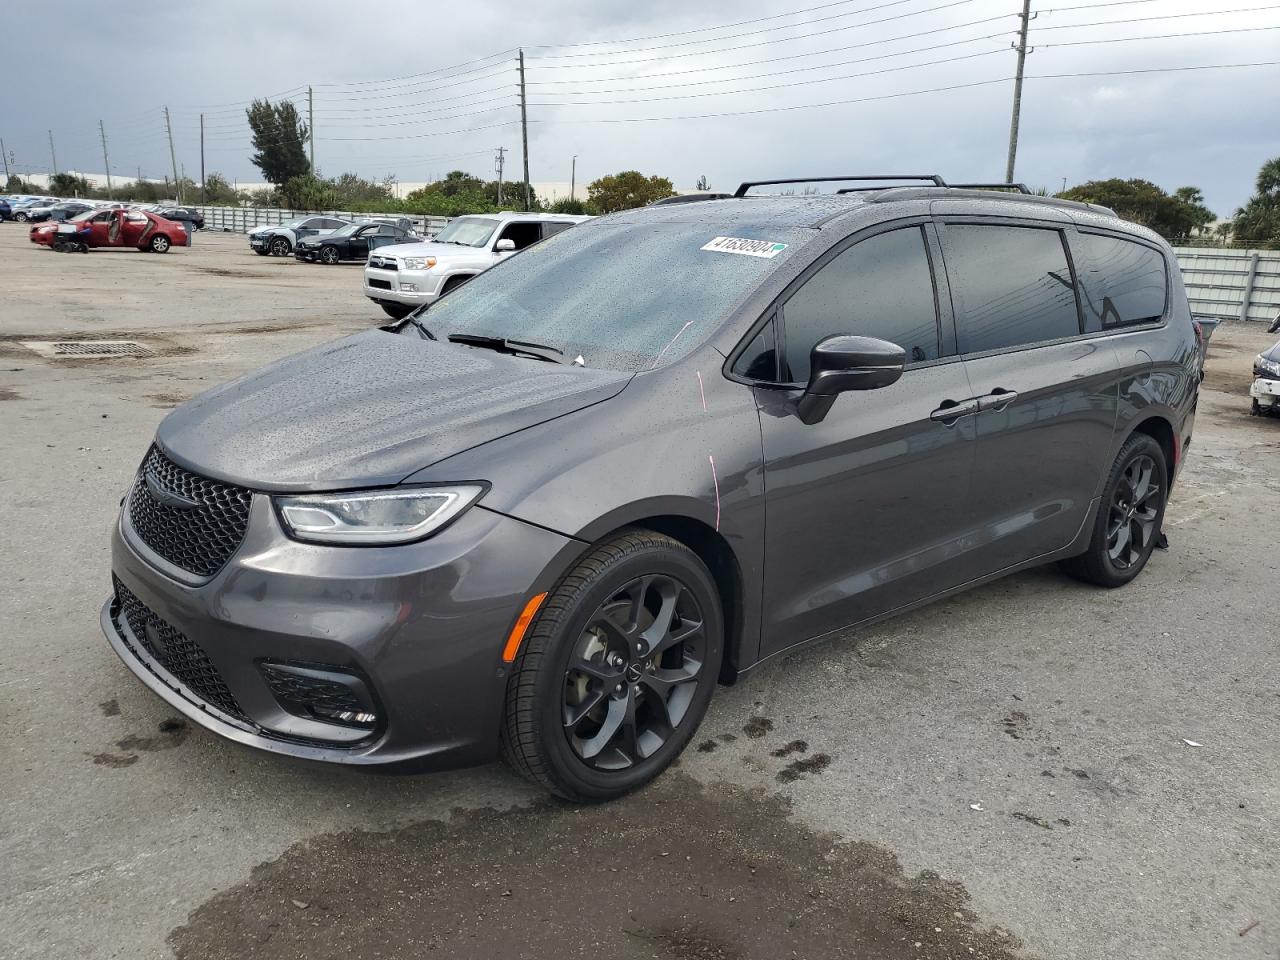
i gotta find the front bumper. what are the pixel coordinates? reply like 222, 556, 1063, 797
1251, 376, 1280, 403
103, 494, 576, 769
295, 247, 322, 262
363, 266, 444, 307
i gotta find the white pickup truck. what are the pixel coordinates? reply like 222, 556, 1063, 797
363, 211, 589, 319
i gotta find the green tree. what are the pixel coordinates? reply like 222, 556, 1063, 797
6, 174, 35, 193
1231, 157, 1280, 249
202, 173, 239, 205
1173, 186, 1215, 235
49, 172, 90, 196
549, 197, 588, 215
1056, 178, 1213, 241
246, 98, 310, 188
331, 172, 394, 207
281, 174, 336, 210
587, 171, 676, 213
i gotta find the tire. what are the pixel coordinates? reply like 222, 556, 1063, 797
1252, 399, 1262, 417
440, 274, 471, 295
253, 248, 270, 257
150, 234, 171, 254
319, 246, 340, 265
379, 302, 413, 320
14, 212, 28, 222
269, 236, 291, 257
502, 529, 723, 802
1060, 433, 1168, 588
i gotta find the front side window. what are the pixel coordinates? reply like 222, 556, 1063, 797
781, 226, 941, 383
497, 221, 542, 250
943, 224, 1081, 354
1074, 232, 1168, 331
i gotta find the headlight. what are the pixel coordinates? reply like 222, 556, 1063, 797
402, 257, 436, 270
1257, 355, 1280, 379
274, 486, 485, 544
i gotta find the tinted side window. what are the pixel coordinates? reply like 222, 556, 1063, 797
1075, 232, 1168, 331
499, 221, 543, 250
542, 221, 574, 237
781, 226, 940, 382
944, 225, 1081, 354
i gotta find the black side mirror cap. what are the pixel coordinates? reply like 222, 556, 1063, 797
796, 335, 907, 424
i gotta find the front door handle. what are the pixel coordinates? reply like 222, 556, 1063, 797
930, 398, 980, 424
976, 389, 1019, 412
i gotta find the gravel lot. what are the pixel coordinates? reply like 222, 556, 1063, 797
1, 227, 1277, 960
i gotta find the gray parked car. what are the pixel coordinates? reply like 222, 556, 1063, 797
102, 175, 1199, 801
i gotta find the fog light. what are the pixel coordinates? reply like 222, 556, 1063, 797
399, 282, 417, 292
260, 662, 379, 730
335, 710, 377, 725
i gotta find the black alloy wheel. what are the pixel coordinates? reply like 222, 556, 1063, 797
1107, 454, 1160, 569
563, 574, 706, 771
502, 529, 723, 802
1060, 432, 1168, 588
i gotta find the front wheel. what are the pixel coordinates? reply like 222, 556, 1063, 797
319, 246, 340, 265
502, 530, 723, 802
14, 212, 28, 222
150, 234, 171, 254
379, 302, 414, 320
269, 236, 291, 257
1060, 433, 1168, 588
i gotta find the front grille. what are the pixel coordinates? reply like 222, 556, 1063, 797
368, 256, 398, 271
113, 577, 247, 721
126, 447, 252, 579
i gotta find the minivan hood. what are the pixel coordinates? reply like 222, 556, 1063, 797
156, 329, 632, 492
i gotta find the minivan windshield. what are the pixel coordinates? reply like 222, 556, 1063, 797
432, 217, 499, 248
407, 219, 810, 371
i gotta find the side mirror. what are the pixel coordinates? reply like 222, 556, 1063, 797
495, 238, 516, 252
796, 335, 906, 425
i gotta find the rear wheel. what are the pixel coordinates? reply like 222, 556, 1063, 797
319, 246, 340, 265
1060, 433, 1168, 588
502, 530, 723, 802
269, 236, 291, 257
150, 234, 171, 254
379, 302, 413, 320
14, 212, 28, 222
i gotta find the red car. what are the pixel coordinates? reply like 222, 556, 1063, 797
29, 208, 190, 253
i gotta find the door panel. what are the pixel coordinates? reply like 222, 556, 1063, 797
961, 341, 1119, 570
757, 363, 977, 654
937, 219, 1120, 572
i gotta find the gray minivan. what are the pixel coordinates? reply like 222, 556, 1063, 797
103, 176, 1199, 801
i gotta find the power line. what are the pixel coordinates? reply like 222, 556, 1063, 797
1033, 3, 1280, 30
1040, 23, 1280, 48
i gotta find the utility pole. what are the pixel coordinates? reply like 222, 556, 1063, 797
518, 49, 530, 210
571, 154, 577, 201
200, 113, 206, 203
48, 130, 58, 176
164, 106, 180, 201
494, 146, 505, 205
99, 120, 114, 199
308, 86, 315, 174
0, 137, 10, 182
1004, 0, 1033, 184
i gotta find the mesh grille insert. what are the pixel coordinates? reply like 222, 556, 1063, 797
126, 447, 252, 579
113, 577, 247, 722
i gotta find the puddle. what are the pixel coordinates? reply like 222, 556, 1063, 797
168, 773, 1027, 960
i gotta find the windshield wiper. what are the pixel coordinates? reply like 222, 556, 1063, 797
447, 333, 565, 364
405, 313, 436, 340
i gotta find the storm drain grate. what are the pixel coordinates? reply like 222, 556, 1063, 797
20, 340, 154, 358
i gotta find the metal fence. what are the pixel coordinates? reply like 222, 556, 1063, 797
1174, 246, 1280, 324
192, 205, 451, 238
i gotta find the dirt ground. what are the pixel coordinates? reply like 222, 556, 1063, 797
1, 227, 1277, 960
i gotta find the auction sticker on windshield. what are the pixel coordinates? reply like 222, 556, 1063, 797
700, 237, 788, 258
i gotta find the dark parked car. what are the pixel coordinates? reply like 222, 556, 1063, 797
27, 200, 94, 223
295, 220, 415, 263
155, 206, 205, 230
102, 176, 1199, 801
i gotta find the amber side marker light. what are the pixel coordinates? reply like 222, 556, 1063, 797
502, 592, 547, 662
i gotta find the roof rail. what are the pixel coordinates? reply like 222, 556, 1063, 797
734, 175, 946, 197
949, 182, 1032, 194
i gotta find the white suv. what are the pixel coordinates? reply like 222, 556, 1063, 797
364, 212, 589, 319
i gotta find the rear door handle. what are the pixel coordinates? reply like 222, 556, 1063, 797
930, 398, 980, 424
976, 389, 1019, 412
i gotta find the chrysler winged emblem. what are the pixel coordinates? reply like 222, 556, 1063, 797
145, 471, 200, 510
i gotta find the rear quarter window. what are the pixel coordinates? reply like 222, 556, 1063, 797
1074, 232, 1168, 331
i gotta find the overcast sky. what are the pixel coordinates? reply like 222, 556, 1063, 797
3, 0, 1276, 214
